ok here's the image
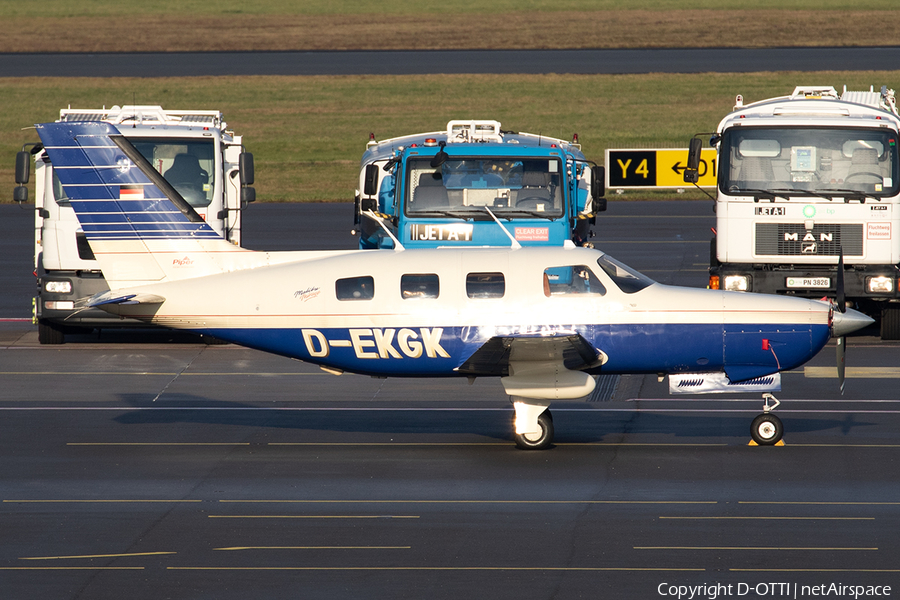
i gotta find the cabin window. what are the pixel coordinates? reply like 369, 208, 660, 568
336, 276, 374, 301
401, 274, 439, 299
543, 265, 606, 296
466, 272, 505, 299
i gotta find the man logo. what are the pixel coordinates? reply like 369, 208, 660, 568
783, 232, 834, 242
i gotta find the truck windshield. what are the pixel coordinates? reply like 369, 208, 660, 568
130, 138, 216, 207
720, 127, 899, 197
404, 157, 563, 218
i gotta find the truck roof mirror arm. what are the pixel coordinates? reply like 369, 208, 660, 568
382, 156, 400, 172
430, 141, 449, 168
684, 135, 717, 202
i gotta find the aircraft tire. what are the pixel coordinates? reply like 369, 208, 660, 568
514, 410, 554, 450
750, 413, 783, 446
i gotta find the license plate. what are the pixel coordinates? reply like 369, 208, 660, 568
786, 277, 830, 289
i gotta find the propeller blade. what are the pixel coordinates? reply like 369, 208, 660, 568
836, 247, 846, 313
836, 335, 846, 394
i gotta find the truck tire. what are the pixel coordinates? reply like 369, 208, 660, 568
38, 320, 65, 345
881, 306, 900, 340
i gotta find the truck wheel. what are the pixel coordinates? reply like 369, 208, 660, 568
881, 306, 900, 340
38, 320, 65, 345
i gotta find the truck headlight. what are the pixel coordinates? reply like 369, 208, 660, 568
867, 276, 894, 293
44, 280, 72, 294
44, 300, 74, 310
724, 275, 750, 292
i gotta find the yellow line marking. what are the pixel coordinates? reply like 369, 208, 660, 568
168, 566, 705, 571
208, 515, 420, 519
787, 444, 900, 448
67, 443, 250, 446
214, 546, 411, 551
0, 567, 145, 571
635, 547, 877, 551
20, 552, 176, 561
739, 501, 900, 505
731, 568, 900, 573
267, 442, 727, 447
805, 366, 900, 378
219, 500, 717, 505
267, 443, 510, 446
3, 499, 201, 503
660, 516, 874, 520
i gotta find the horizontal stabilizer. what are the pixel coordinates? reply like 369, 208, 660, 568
669, 372, 781, 394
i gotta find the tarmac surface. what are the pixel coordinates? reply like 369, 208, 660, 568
5, 47, 900, 77
1, 201, 899, 599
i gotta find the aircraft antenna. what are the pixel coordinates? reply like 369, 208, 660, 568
483, 207, 521, 249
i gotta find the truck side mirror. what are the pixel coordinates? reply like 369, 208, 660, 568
239, 152, 254, 186
14, 150, 30, 203
363, 164, 379, 196
15, 151, 30, 184
592, 166, 606, 212
684, 138, 702, 184
241, 186, 256, 206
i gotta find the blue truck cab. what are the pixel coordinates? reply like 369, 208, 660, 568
354, 120, 605, 249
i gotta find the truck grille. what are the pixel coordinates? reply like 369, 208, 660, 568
755, 223, 864, 257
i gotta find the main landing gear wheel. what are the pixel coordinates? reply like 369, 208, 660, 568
514, 410, 554, 450
750, 413, 784, 446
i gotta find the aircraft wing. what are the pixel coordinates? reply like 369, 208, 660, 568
456, 333, 604, 377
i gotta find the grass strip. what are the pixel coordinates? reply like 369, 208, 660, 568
4, 71, 900, 202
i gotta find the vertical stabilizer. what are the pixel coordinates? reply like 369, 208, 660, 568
35, 121, 248, 288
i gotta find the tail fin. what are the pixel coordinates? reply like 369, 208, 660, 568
35, 121, 247, 288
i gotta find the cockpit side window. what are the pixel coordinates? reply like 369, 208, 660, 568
543, 265, 606, 296
595, 254, 655, 294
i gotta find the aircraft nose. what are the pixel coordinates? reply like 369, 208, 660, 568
832, 307, 874, 337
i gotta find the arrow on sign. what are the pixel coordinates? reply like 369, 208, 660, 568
670, 162, 687, 175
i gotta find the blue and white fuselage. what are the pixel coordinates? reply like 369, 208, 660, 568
35, 121, 870, 448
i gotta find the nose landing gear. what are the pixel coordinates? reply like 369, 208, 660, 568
750, 393, 784, 446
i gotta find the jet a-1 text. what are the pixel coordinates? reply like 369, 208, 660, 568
35, 121, 872, 449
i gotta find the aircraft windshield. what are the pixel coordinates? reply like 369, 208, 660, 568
130, 138, 216, 207
596, 254, 655, 294
404, 157, 563, 218
720, 127, 899, 197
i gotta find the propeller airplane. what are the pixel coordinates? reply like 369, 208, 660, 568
34, 121, 873, 449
